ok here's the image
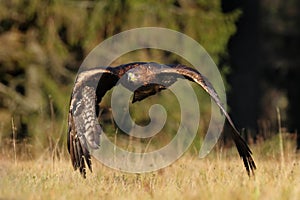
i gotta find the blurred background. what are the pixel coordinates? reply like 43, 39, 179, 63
0, 0, 299, 158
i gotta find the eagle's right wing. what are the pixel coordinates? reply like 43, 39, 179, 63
67, 68, 119, 178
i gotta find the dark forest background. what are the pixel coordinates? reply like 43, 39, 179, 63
223, 0, 300, 148
0, 0, 299, 155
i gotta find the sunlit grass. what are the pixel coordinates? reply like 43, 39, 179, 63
1, 136, 300, 200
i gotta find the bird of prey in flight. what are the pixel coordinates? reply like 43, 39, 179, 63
67, 62, 256, 178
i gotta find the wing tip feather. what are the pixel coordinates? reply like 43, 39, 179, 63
232, 129, 256, 177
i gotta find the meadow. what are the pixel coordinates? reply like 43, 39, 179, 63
1, 134, 300, 200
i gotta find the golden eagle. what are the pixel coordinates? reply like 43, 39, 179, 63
68, 62, 256, 178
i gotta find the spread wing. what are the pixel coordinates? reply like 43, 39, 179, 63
159, 64, 256, 176
67, 63, 149, 178
67, 68, 119, 178
68, 62, 256, 177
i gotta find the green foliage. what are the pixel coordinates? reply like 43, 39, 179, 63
0, 0, 240, 151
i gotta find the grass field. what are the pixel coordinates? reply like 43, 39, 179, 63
1, 135, 300, 200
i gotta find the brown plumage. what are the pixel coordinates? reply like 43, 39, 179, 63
68, 62, 256, 178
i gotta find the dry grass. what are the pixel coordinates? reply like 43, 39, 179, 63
1, 138, 300, 200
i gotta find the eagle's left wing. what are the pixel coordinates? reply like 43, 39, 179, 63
159, 64, 256, 176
